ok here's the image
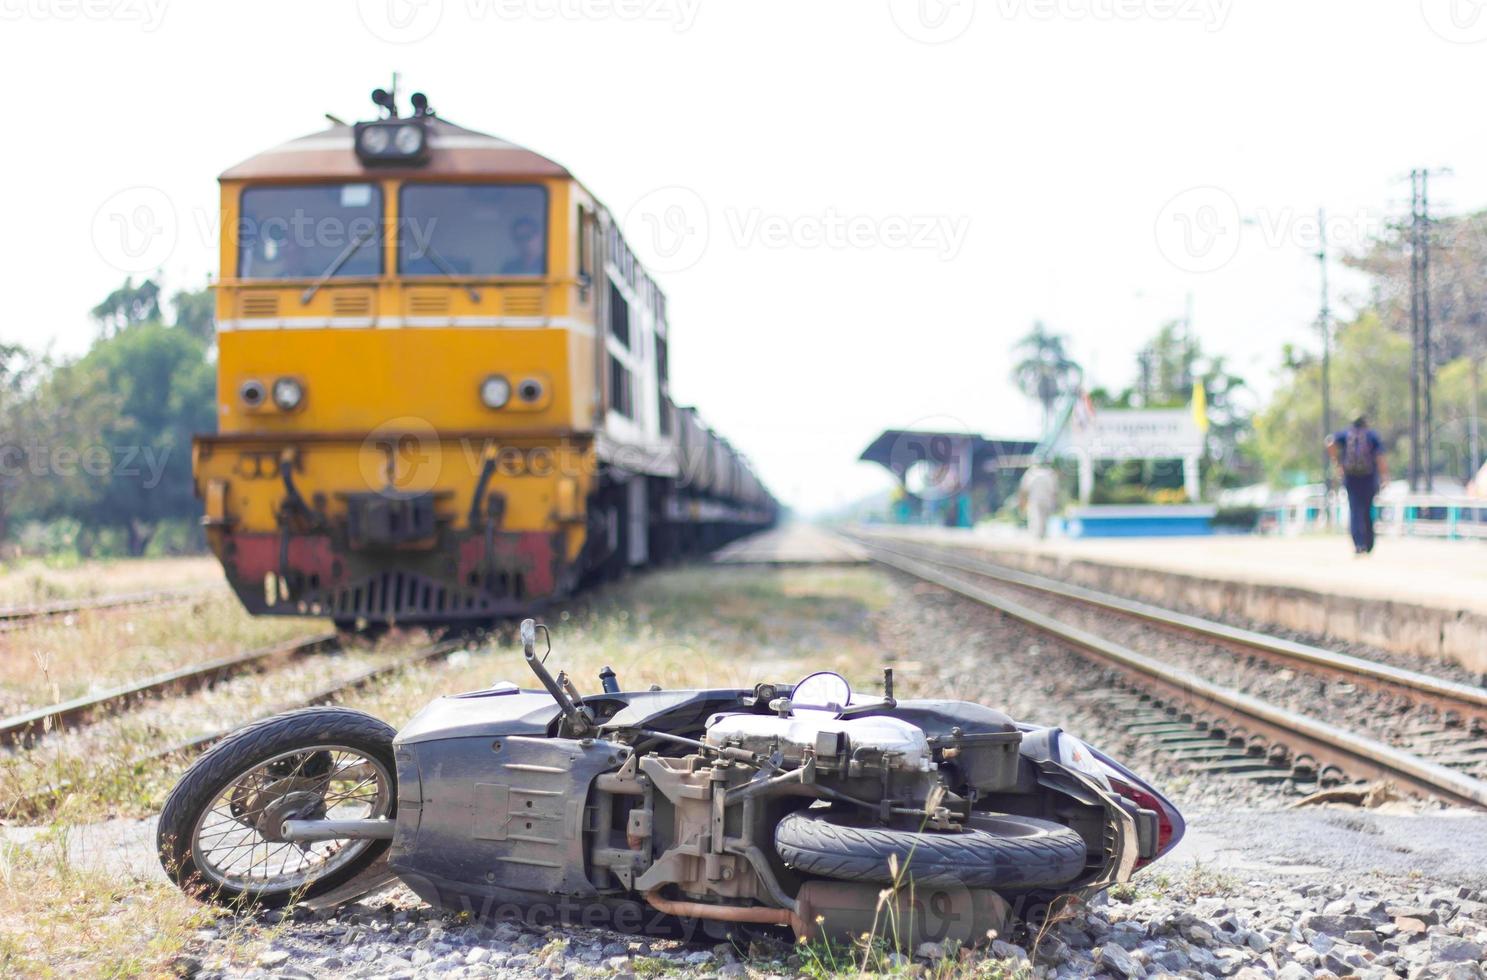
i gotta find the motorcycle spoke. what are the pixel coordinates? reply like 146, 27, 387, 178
190, 742, 393, 894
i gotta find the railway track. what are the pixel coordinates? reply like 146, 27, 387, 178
856, 535, 1487, 809
8, 635, 466, 819
0, 584, 221, 633
0, 632, 339, 747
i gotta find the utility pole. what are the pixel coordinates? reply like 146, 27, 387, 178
1408, 170, 1421, 491
1421, 170, 1435, 492
1182, 292, 1196, 392
1317, 208, 1332, 523
1406, 167, 1451, 491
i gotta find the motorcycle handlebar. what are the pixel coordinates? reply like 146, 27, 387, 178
519, 618, 594, 736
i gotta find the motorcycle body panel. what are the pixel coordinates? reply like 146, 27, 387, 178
163, 645, 1184, 948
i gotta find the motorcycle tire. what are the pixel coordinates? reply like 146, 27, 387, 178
774, 809, 1088, 889
157, 707, 398, 908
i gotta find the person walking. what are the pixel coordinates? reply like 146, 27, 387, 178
1327, 415, 1388, 555
1018, 462, 1059, 540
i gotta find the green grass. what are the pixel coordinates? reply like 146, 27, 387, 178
1109, 859, 1242, 903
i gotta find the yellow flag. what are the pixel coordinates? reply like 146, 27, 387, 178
1191, 379, 1209, 434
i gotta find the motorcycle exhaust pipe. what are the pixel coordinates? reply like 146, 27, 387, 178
280, 819, 395, 843
643, 888, 804, 932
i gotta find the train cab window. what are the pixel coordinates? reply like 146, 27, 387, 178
399, 184, 548, 277
237, 184, 383, 279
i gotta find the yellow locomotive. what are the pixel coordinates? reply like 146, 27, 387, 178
194, 88, 775, 626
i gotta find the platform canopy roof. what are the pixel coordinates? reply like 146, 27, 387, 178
858, 430, 1039, 475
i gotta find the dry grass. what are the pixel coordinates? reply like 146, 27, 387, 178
0, 555, 224, 607
0, 820, 223, 978
344, 564, 895, 725
1, 634, 433, 825
0, 562, 900, 977
0, 595, 324, 716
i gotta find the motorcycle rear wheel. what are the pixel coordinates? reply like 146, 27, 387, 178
775, 809, 1088, 889
157, 707, 397, 908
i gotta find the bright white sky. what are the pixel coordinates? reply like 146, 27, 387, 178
4, 0, 1487, 514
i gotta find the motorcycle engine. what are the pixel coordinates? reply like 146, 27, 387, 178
704, 713, 933, 774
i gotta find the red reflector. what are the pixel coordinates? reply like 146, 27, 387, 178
1109, 776, 1175, 865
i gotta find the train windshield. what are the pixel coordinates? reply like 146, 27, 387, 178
398, 184, 548, 277
237, 184, 383, 280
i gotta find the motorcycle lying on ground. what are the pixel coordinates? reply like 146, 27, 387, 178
157, 621, 1184, 947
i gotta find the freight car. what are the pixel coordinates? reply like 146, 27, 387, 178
193, 88, 775, 626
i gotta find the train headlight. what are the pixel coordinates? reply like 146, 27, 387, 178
358, 125, 390, 155
239, 379, 266, 409
394, 124, 424, 155
480, 375, 511, 409
353, 120, 429, 165
272, 377, 305, 411
517, 377, 546, 404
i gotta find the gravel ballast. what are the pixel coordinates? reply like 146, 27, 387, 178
50, 565, 1487, 979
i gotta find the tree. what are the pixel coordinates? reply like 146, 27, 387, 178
1435, 357, 1486, 482
69, 321, 215, 554
0, 343, 43, 544
90, 277, 162, 336
1093, 321, 1254, 485
1010, 322, 1082, 430
7, 361, 123, 542
172, 284, 216, 343
1338, 212, 1487, 484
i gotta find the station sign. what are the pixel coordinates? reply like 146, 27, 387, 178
1057, 409, 1204, 460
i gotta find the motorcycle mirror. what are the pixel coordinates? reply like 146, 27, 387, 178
790, 671, 852, 719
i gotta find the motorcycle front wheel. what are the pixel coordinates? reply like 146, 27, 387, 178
156, 707, 397, 907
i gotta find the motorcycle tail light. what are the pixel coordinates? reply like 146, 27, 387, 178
1106, 774, 1179, 866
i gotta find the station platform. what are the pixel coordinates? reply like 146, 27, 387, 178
858, 525, 1487, 674
711, 524, 867, 565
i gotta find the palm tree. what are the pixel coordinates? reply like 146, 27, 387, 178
1011, 322, 1083, 429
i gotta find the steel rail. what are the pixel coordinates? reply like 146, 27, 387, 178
0, 632, 339, 746
7, 637, 465, 818
0, 585, 221, 632
863, 535, 1487, 721
866, 545, 1487, 809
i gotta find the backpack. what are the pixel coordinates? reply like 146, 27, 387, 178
1341, 428, 1376, 477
